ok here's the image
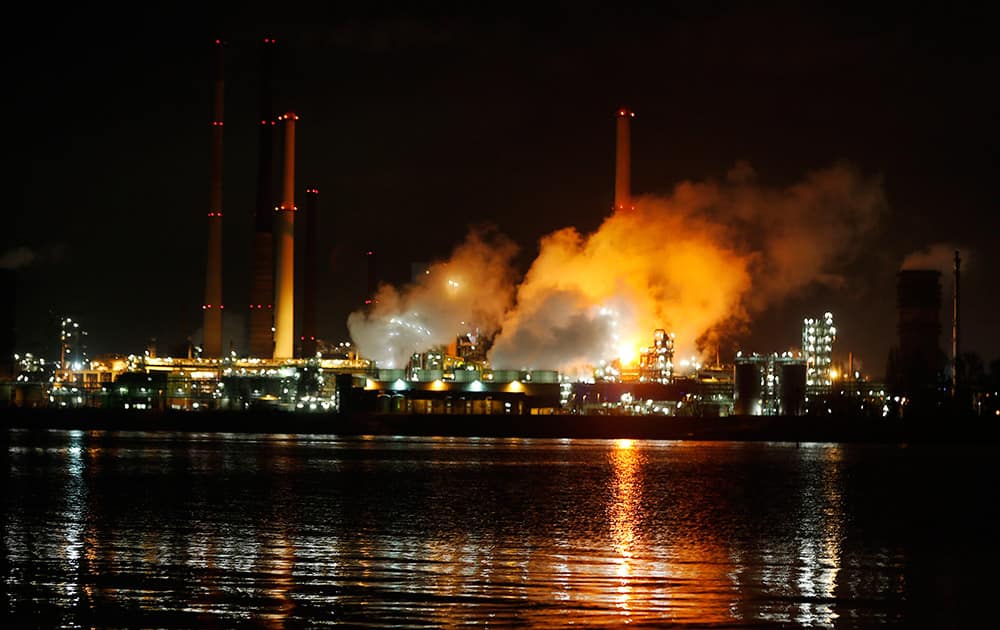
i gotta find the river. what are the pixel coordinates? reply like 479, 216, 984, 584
5, 429, 996, 626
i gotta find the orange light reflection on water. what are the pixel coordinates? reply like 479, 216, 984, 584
596, 439, 738, 625
609, 438, 641, 620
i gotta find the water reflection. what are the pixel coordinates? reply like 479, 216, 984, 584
608, 438, 641, 619
6, 431, 996, 626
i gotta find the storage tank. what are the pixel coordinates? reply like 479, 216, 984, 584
779, 362, 807, 416
734, 361, 763, 415
451, 369, 480, 383
413, 369, 443, 382
528, 370, 559, 383
489, 369, 521, 383
377, 368, 406, 382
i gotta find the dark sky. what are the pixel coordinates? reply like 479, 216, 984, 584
9, 2, 1000, 375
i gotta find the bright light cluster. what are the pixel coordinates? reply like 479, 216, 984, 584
803, 312, 836, 387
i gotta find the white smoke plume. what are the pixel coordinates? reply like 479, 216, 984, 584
347, 227, 518, 368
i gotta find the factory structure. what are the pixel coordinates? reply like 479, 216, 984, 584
8, 42, 961, 418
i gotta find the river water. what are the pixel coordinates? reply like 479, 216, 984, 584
4, 429, 997, 627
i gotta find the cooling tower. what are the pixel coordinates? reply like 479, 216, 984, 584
896, 269, 943, 395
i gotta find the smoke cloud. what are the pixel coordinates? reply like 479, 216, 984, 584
901, 242, 965, 274
490, 162, 886, 370
347, 162, 887, 373
347, 227, 518, 368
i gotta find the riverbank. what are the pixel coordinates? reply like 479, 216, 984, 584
2, 407, 998, 443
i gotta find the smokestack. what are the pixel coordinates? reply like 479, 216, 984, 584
249, 38, 277, 357
301, 187, 319, 358
365, 249, 377, 307
273, 112, 297, 359
614, 107, 635, 213
952, 249, 961, 396
202, 39, 224, 358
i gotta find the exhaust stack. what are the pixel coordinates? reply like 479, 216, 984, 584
273, 112, 297, 359
365, 249, 378, 307
952, 249, 961, 396
614, 107, 635, 213
249, 39, 277, 357
301, 187, 319, 357
202, 39, 225, 357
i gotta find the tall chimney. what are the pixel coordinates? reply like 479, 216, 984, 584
365, 249, 378, 307
614, 107, 635, 213
952, 249, 961, 396
202, 39, 225, 357
273, 112, 297, 359
249, 38, 277, 357
301, 187, 319, 358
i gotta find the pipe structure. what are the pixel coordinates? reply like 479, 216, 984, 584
952, 249, 961, 396
249, 38, 277, 357
301, 187, 319, 358
202, 39, 225, 357
273, 112, 297, 359
614, 107, 635, 213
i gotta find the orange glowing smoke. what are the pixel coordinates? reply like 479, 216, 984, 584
348, 162, 886, 372
491, 162, 885, 371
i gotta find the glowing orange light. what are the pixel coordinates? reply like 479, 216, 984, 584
618, 344, 638, 366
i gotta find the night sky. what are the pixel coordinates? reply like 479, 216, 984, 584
9, 2, 999, 376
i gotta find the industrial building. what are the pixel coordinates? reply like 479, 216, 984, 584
803, 312, 836, 390
887, 269, 945, 404
734, 352, 807, 416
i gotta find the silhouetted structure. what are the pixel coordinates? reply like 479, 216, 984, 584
300, 187, 319, 357
614, 107, 634, 213
202, 39, 225, 357
952, 249, 961, 397
249, 39, 277, 357
365, 250, 378, 307
888, 269, 944, 407
0, 269, 14, 382
734, 353, 807, 416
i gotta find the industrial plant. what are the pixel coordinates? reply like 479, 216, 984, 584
1, 39, 990, 421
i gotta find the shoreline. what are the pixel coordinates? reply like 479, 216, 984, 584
2, 407, 997, 444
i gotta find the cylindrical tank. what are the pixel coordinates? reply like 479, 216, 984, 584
490, 369, 521, 383
414, 369, 443, 382
451, 369, 479, 383
734, 361, 763, 415
378, 368, 406, 382
528, 370, 559, 383
779, 362, 807, 416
